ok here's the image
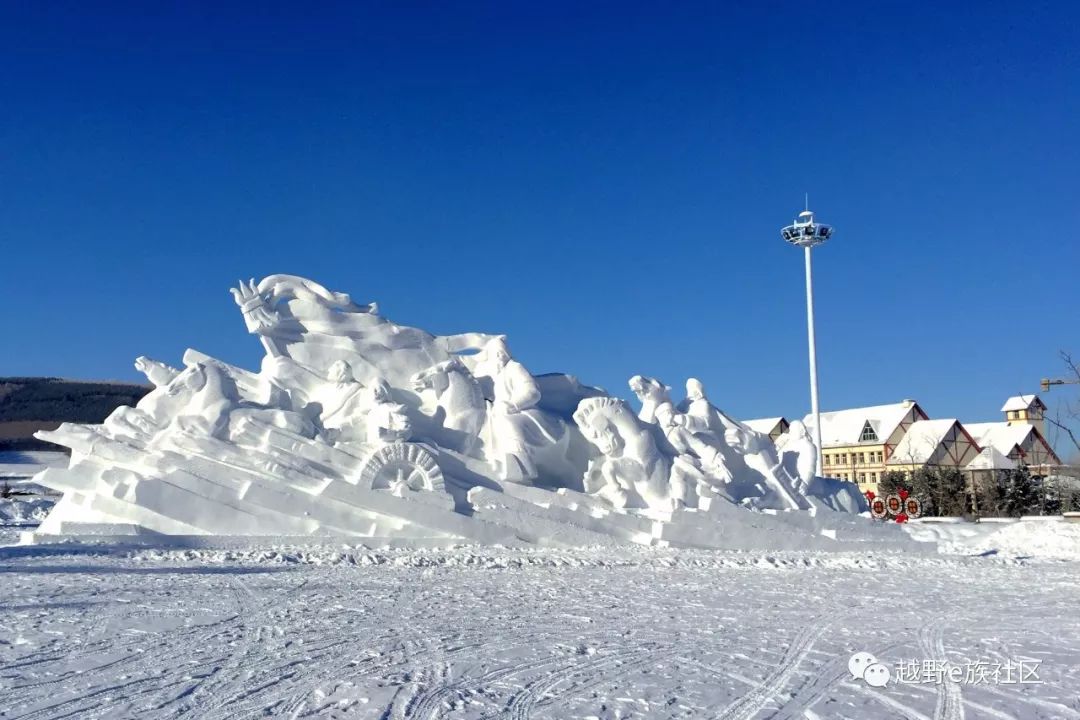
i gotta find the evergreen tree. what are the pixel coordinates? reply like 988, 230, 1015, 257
1039, 476, 1062, 516
935, 468, 970, 517
910, 469, 937, 516
1002, 465, 1039, 518
877, 471, 907, 497
979, 471, 1009, 517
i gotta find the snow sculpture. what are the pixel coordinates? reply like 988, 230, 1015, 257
573, 397, 673, 509
777, 419, 816, 489
29, 274, 886, 549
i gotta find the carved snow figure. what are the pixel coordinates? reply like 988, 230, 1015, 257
776, 419, 816, 490
30, 274, 883, 548
364, 378, 412, 445
680, 378, 729, 437
308, 360, 371, 441
629, 376, 733, 487
411, 358, 488, 456
670, 377, 806, 510
572, 397, 672, 510
147, 362, 239, 441
471, 337, 545, 482
723, 416, 809, 511
628, 375, 670, 425
135, 356, 180, 388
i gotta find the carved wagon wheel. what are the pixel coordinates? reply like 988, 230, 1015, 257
359, 443, 444, 495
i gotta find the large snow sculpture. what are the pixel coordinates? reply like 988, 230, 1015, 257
29, 274, 885, 549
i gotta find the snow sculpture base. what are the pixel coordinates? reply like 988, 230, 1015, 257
30, 274, 900, 551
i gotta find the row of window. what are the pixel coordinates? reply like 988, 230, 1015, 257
833, 471, 881, 483
823, 450, 884, 466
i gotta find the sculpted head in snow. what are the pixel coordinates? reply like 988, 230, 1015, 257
135, 356, 180, 388
685, 378, 706, 402
628, 375, 673, 424
327, 359, 357, 385
574, 398, 628, 457
482, 336, 512, 367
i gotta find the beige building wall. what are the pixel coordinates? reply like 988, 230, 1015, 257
820, 405, 925, 495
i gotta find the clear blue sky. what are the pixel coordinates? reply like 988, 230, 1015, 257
2, 3, 1078, 451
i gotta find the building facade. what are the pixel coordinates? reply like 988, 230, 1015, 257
779, 395, 1062, 496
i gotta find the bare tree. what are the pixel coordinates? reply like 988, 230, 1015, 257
1044, 352, 1080, 458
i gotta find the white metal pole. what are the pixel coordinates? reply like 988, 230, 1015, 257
804, 245, 824, 476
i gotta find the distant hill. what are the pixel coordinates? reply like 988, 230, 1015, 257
0, 377, 150, 451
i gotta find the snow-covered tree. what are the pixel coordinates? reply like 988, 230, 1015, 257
1002, 465, 1040, 517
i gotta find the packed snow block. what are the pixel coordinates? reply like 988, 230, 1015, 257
322, 480, 516, 544
769, 505, 915, 547
56, 522, 165, 536
34, 466, 100, 496
658, 503, 841, 551
498, 483, 658, 541
804, 476, 869, 514
239, 480, 442, 538
120, 471, 318, 535
468, 488, 625, 547
87, 492, 207, 534
159, 438, 332, 496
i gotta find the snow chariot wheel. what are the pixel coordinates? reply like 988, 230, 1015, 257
359, 443, 444, 495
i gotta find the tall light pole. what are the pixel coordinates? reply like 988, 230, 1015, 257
782, 202, 833, 476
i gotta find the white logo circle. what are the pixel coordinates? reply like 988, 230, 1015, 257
848, 651, 878, 680
863, 662, 891, 687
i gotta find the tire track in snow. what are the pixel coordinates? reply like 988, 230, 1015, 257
404, 651, 573, 720
918, 617, 964, 720
768, 639, 907, 720
503, 644, 674, 720
2, 591, 252, 720
713, 619, 831, 720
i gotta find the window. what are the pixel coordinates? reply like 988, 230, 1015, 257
859, 472, 866, 482
1008, 411, 1017, 420
859, 452, 866, 464
859, 422, 878, 442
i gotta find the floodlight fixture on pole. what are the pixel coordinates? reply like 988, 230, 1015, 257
781, 202, 834, 476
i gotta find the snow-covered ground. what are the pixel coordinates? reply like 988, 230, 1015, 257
2, 521, 1080, 719
0, 451, 67, 496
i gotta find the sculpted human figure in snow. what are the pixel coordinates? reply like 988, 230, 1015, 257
776, 419, 816, 490
471, 337, 543, 482
363, 378, 412, 445
680, 378, 729, 437
308, 360, 371, 440
629, 376, 733, 486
